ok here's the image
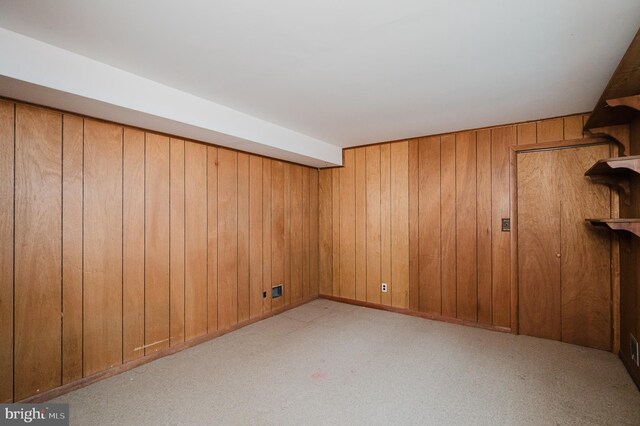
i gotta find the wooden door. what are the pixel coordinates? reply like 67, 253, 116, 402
517, 144, 612, 350
517, 149, 562, 341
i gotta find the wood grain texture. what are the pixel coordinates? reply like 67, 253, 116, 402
391, 141, 409, 308
332, 167, 341, 297
249, 155, 263, 319
262, 159, 272, 312
455, 132, 477, 321
237, 153, 250, 321
145, 133, 170, 355
340, 150, 356, 299
207, 147, 218, 332
517, 122, 536, 145
309, 169, 319, 297
122, 128, 145, 361
441, 134, 456, 317
408, 140, 419, 311
355, 148, 367, 302
83, 118, 122, 376
517, 149, 562, 341
185, 141, 208, 339
476, 130, 493, 324
491, 126, 514, 328
319, 169, 333, 296
217, 149, 238, 328
537, 118, 563, 143
271, 161, 285, 310
0, 101, 13, 403
559, 144, 611, 350
284, 164, 291, 305
563, 115, 584, 140
380, 144, 392, 306
14, 105, 62, 400
62, 114, 83, 383
290, 165, 303, 303
302, 168, 310, 300
365, 146, 381, 305
418, 136, 441, 314
169, 138, 185, 345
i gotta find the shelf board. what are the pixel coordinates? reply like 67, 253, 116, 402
586, 219, 640, 238
585, 155, 640, 176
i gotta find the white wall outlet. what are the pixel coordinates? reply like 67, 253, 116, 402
631, 334, 639, 367
381, 283, 388, 293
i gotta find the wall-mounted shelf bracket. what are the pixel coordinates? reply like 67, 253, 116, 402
585, 155, 640, 205
586, 219, 640, 238
606, 94, 640, 112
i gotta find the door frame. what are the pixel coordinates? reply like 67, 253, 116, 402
509, 136, 620, 351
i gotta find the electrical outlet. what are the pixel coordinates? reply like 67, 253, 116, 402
631, 334, 639, 367
381, 283, 388, 293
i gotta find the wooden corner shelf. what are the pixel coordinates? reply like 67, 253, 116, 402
584, 155, 640, 204
586, 219, 640, 238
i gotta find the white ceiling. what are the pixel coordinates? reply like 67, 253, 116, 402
0, 1, 639, 161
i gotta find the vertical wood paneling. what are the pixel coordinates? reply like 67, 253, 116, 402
237, 153, 250, 321
262, 159, 272, 312
517, 122, 536, 145
145, 133, 170, 355
218, 149, 238, 328
14, 105, 62, 400
391, 142, 409, 309
491, 126, 514, 328
185, 141, 208, 339
284, 164, 291, 305
365, 146, 382, 305
62, 114, 83, 383
537, 118, 563, 143
476, 130, 493, 324
441, 134, 457, 317
455, 132, 477, 321
408, 140, 419, 311
249, 156, 263, 319
563, 115, 584, 140
340, 150, 356, 299
319, 169, 333, 296
418, 136, 441, 314
355, 148, 367, 302
302, 167, 310, 300
332, 168, 341, 297
169, 138, 185, 345
309, 169, 319, 297
207, 147, 218, 332
271, 161, 285, 310
0, 101, 13, 403
380, 144, 392, 306
290, 165, 303, 302
83, 119, 122, 376
122, 128, 145, 361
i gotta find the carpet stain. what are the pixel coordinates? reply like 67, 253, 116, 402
311, 372, 327, 380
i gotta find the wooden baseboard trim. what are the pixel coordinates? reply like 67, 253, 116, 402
319, 295, 512, 334
19, 296, 318, 403
620, 352, 640, 391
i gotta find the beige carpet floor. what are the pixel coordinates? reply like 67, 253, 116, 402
53, 299, 640, 425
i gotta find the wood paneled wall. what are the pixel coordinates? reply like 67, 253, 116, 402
319, 114, 591, 329
621, 117, 640, 387
0, 100, 319, 403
